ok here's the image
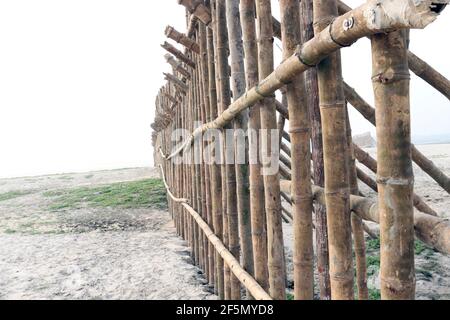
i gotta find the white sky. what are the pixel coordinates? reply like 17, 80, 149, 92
0, 0, 449, 178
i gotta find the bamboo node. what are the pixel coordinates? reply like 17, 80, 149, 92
329, 18, 353, 48
289, 127, 311, 135
372, 70, 410, 84
292, 195, 313, 204
377, 176, 415, 186
319, 101, 346, 109
295, 46, 316, 67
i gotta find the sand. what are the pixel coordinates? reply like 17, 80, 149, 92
0, 168, 214, 300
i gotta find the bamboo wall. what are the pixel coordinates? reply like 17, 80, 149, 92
152, 0, 450, 300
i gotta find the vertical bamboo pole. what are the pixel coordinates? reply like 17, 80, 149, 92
206, 2, 225, 298
215, 0, 240, 300
240, 0, 269, 292
344, 107, 368, 300
300, 0, 331, 300
313, 0, 354, 300
211, 0, 232, 299
199, 22, 216, 289
255, 0, 286, 300
371, 30, 416, 300
225, 0, 254, 299
279, 0, 314, 300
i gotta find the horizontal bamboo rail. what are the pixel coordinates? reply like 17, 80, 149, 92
159, 164, 271, 300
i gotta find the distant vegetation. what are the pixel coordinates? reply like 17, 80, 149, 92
0, 190, 35, 202
44, 179, 167, 211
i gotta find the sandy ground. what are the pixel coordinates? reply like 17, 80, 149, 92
0, 168, 214, 300
283, 144, 450, 300
1, 144, 448, 300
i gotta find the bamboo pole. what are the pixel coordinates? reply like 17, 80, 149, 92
165, 25, 201, 54
159, 165, 272, 300
353, 143, 438, 216
314, 0, 354, 300
255, 0, 286, 300
161, 41, 196, 68
206, 6, 225, 299
199, 21, 216, 290
279, 0, 314, 300
179, 0, 212, 26
279, 180, 450, 255
168, 0, 446, 161
183, 0, 450, 106
371, 30, 416, 300
240, 0, 269, 292
225, 0, 254, 300
408, 51, 450, 101
344, 82, 450, 195
164, 73, 188, 92
165, 54, 191, 79
344, 107, 368, 300
337, 0, 450, 102
215, 0, 241, 300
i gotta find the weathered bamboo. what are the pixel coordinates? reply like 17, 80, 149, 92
161, 41, 196, 68
199, 21, 216, 290
338, 0, 450, 102
372, 30, 416, 300
240, 0, 269, 292
215, 0, 241, 300
279, 180, 450, 255
314, 0, 354, 300
179, 0, 212, 26
353, 143, 438, 216
344, 82, 450, 195
225, 0, 254, 300
213, 0, 236, 299
167, 0, 445, 160
164, 73, 188, 92
408, 51, 450, 101
155, 0, 450, 301
206, 13, 225, 298
165, 25, 201, 54
159, 165, 272, 300
345, 106, 368, 300
279, 0, 314, 300
164, 54, 191, 79
255, 0, 286, 300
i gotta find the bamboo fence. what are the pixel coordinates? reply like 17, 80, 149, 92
152, 0, 450, 301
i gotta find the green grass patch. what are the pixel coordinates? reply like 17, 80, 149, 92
369, 288, 381, 300
414, 240, 430, 255
0, 190, 34, 202
45, 179, 167, 211
367, 255, 380, 268
367, 238, 380, 251
286, 293, 294, 301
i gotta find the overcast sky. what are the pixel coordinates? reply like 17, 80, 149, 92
0, 0, 449, 178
